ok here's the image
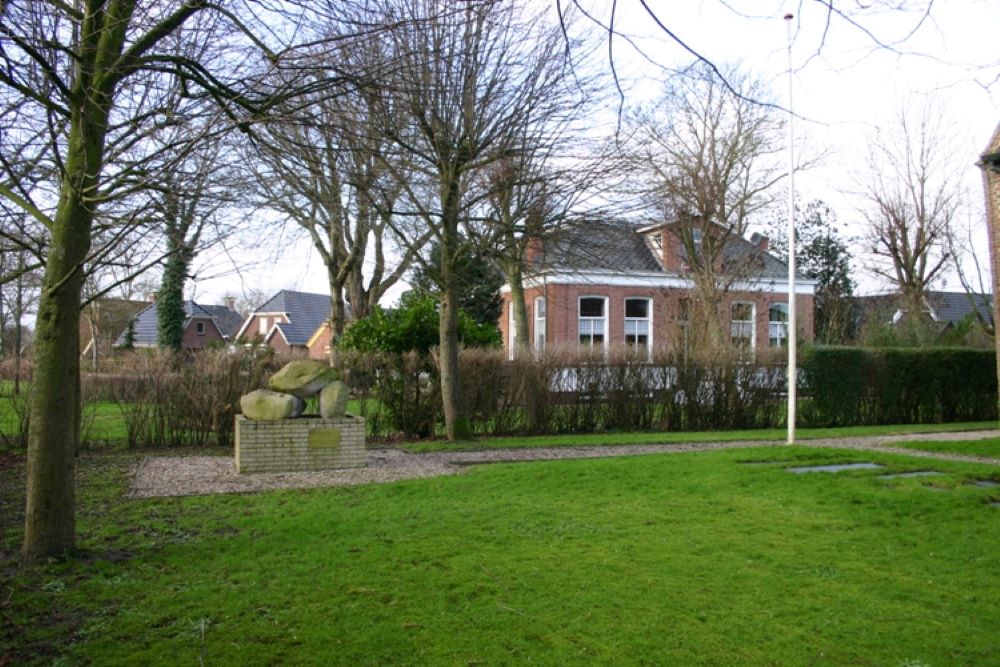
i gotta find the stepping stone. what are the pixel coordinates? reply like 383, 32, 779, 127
879, 471, 945, 479
786, 462, 884, 474
970, 480, 1000, 488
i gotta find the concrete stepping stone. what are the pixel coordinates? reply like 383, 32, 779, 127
786, 462, 884, 474
879, 471, 945, 479
970, 480, 1000, 488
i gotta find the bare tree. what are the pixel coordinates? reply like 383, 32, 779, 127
0, 0, 305, 559
359, 0, 577, 439
630, 62, 784, 349
859, 104, 959, 321
251, 41, 425, 366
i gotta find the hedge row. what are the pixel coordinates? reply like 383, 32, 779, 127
800, 346, 998, 426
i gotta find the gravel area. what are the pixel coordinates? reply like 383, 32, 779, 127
129, 429, 1000, 499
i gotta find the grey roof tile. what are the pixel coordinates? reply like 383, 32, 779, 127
537, 220, 795, 280
253, 290, 332, 346
115, 300, 241, 346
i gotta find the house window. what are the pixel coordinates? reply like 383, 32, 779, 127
195, 321, 206, 336
769, 303, 789, 347
258, 316, 268, 336
730, 302, 755, 352
508, 301, 517, 360
578, 296, 608, 350
651, 232, 663, 251
624, 297, 651, 359
533, 297, 546, 354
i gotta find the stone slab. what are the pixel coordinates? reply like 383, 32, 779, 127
786, 462, 884, 474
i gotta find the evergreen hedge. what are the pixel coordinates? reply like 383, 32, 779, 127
801, 346, 997, 427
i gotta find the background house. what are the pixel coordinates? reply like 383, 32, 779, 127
80, 297, 150, 360
115, 299, 244, 351
235, 290, 337, 359
854, 290, 994, 344
499, 220, 816, 358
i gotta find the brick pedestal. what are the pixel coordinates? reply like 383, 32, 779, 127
235, 414, 367, 473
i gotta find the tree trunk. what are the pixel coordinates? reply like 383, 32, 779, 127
438, 195, 470, 440
23, 170, 97, 558
23, 38, 118, 558
158, 243, 189, 352
438, 277, 469, 440
327, 271, 347, 369
507, 262, 531, 358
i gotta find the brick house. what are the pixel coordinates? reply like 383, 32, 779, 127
978, 121, 1000, 389
499, 220, 815, 359
235, 290, 336, 359
114, 298, 245, 351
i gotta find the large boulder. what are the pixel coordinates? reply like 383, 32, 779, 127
268, 360, 341, 398
319, 380, 350, 419
240, 389, 305, 420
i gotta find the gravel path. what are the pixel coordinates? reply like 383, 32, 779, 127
129, 429, 1000, 499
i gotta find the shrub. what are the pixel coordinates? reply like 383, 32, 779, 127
801, 346, 997, 426
341, 293, 500, 354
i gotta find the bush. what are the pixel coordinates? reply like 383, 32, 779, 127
105, 349, 279, 448
801, 346, 997, 426
341, 293, 500, 354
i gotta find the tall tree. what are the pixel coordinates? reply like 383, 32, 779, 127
409, 239, 503, 327
0, 0, 290, 559
769, 200, 856, 344
859, 105, 959, 321
631, 62, 784, 349
363, 0, 575, 439
251, 41, 424, 365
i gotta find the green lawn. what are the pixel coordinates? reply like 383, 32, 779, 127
405, 421, 1000, 452
894, 437, 1000, 458
2, 441, 998, 665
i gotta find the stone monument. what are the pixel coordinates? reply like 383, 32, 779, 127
235, 359, 366, 473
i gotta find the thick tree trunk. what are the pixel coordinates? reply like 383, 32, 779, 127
23, 145, 99, 557
158, 244, 189, 352
507, 263, 531, 358
327, 270, 347, 369
23, 31, 118, 557
438, 278, 469, 440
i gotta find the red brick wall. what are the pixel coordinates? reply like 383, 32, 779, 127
981, 126, 1000, 395
182, 318, 225, 350
501, 282, 814, 357
308, 324, 332, 360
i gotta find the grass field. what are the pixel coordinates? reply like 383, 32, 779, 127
405, 421, 1000, 452
2, 438, 998, 665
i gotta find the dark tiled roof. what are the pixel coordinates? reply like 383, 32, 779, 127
114, 300, 239, 346
926, 291, 992, 326
539, 220, 663, 272
537, 220, 794, 280
198, 304, 244, 339
253, 290, 332, 346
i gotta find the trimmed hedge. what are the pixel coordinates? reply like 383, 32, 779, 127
801, 346, 998, 427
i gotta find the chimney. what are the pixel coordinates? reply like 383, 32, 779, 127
224, 296, 237, 312
750, 233, 769, 252
526, 237, 544, 264
146, 291, 158, 304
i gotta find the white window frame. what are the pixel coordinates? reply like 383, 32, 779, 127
578, 296, 609, 351
730, 301, 756, 352
195, 321, 206, 336
769, 303, 789, 348
624, 297, 652, 360
533, 296, 546, 355
258, 316, 268, 336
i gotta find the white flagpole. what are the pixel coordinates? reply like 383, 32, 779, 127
785, 13, 797, 445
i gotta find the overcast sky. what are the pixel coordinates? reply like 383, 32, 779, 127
189, 0, 1000, 307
